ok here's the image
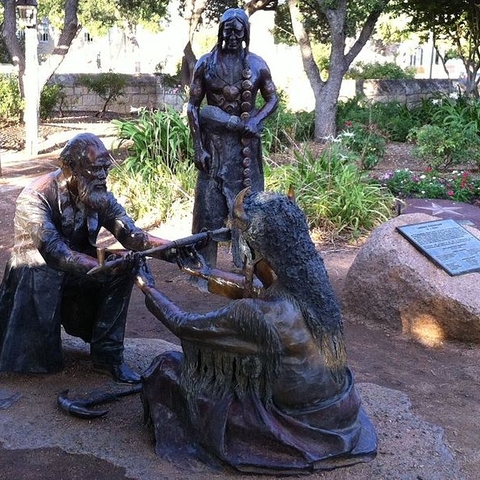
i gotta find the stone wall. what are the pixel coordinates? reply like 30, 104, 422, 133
49, 74, 458, 114
340, 79, 457, 106
49, 73, 185, 114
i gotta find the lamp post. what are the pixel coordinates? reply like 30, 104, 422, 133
17, 0, 39, 157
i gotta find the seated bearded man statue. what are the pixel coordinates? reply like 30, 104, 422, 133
135, 190, 377, 475
0, 132, 171, 383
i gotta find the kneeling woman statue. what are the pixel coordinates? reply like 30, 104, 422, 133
135, 190, 377, 475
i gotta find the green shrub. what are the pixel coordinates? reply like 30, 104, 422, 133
431, 94, 480, 127
40, 84, 64, 119
265, 143, 394, 237
408, 122, 480, 169
371, 168, 480, 203
337, 96, 372, 127
370, 101, 421, 142
78, 72, 128, 116
112, 107, 193, 176
109, 157, 196, 227
263, 93, 314, 153
337, 121, 386, 169
337, 97, 423, 143
0, 74, 23, 121
346, 61, 415, 80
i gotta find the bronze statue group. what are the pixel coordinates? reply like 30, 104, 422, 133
0, 8, 377, 475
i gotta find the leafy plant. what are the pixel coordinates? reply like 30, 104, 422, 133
262, 93, 315, 154
112, 107, 193, 176
0, 74, 23, 121
40, 84, 65, 120
346, 61, 415, 80
78, 72, 128, 117
408, 123, 480, 169
337, 121, 386, 169
265, 143, 394, 237
337, 97, 425, 143
109, 159, 196, 227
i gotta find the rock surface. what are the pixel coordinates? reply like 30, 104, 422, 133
343, 213, 480, 347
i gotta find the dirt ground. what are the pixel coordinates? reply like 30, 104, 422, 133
0, 121, 479, 479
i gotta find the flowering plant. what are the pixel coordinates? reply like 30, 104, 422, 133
369, 168, 480, 203
338, 121, 386, 170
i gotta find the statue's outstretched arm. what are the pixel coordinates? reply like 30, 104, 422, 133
136, 264, 261, 354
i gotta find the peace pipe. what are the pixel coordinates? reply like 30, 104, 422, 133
87, 227, 231, 276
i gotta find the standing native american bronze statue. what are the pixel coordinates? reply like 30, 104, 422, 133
187, 8, 279, 268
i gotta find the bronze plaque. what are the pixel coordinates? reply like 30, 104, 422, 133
397, 219, 480, 276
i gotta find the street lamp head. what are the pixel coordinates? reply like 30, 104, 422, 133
16, 0, 38, 28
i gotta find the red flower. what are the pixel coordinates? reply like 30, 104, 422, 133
447, 190, 454, 196
425, 166, 432, 173
345, 121, 353, 128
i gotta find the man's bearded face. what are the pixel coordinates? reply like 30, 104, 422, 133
75, 145, 112, 210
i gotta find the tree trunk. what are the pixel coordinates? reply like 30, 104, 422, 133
180, 41, 197, 88
38, 0, 81, 89
1, 0, 80, 99
2, 0, 25, 94
288, 0, 390, 142
179, 0, 207, 87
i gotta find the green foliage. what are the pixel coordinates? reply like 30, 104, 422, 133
109, 106, 195, 224
0, 74, 23, 121
156, 72, 181, 89
337, 96, 373, 126
431, 95, 480, 128
396, 0, 480, 97
346, 61, 415, 80
338, 93, 480, 171
337, 96, 436, 143
38, 0, 167, 35
40, 84, 64, 119
115, 0, 168, 26
262, 93, 315, 154
371, 168, 480, 203
109, 157, 196, 226
78, 72, 128, 116
112, 107, 193, 176
407, 94, 480, 169
312, 43, 331, 80
109, 103, 394, 239
337, 122, 386, 169
265, 143, 395, 237
370, 101, 420, 142
407, 96, 442, 127
408, 123, 480, 169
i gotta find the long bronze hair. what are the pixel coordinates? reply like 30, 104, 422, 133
235, 190, 347, 381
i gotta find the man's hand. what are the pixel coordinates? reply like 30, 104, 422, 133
194, 148, 211, 173
243, 117, 263, 138
87, 251, 140, 280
